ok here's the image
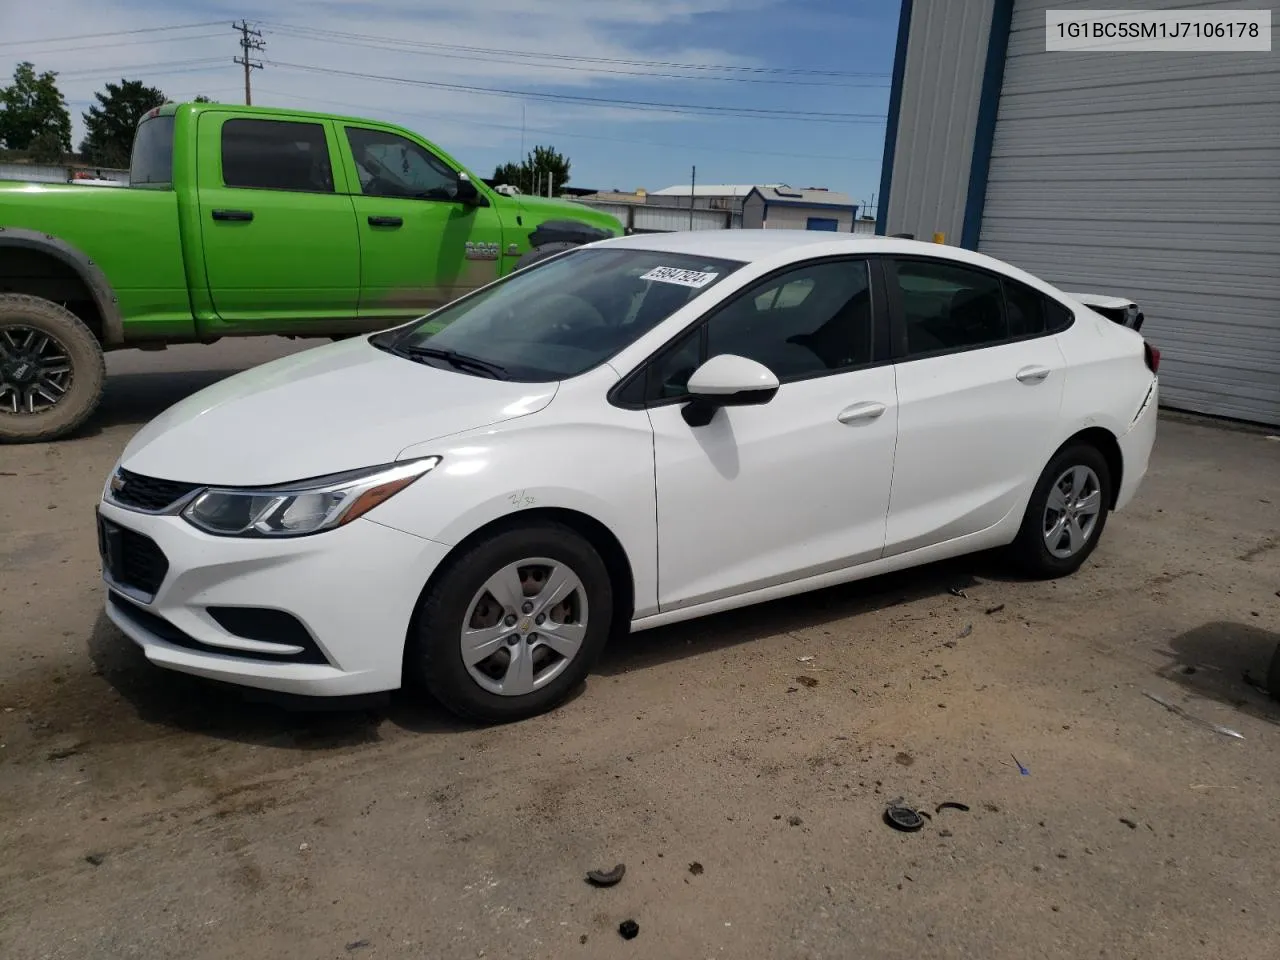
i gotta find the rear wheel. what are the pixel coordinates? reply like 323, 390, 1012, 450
408, 522, 613, 723
0, 294, 105, 443
1009, 443, 1112, 578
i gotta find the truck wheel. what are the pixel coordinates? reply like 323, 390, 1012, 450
0, 294, 106, 444
513, 242, 579, 272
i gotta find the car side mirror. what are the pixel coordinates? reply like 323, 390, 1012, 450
455, 173, 489, 207
681, 354, 780, 427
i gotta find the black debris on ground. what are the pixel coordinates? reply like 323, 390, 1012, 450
344, 940, 371, 952
796, 675, 819, 688
618, 919, 639, 940
586, 863, 626, 887
688, 862, 704, 876
1120, 818, 1138, 830
985, 604, 1006, 615
84, 853, 105, 866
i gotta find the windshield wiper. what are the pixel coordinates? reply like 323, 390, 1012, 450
396, 344, 509, 379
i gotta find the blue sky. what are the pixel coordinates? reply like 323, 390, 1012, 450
2, 0, 900, 207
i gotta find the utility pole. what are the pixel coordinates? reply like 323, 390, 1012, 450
233, 20, 264, 106
689, 165, 696, 230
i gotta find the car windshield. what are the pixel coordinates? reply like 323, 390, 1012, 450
372, 248, 744, 381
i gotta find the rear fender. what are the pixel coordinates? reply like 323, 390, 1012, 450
0, 228, 124, 345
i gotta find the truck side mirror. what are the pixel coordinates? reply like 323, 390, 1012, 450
456, 174, 489, 207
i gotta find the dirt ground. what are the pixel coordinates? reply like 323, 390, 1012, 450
2, 338, 1279, 960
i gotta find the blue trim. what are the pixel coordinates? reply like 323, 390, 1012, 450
875, 0, 913, 236
960, 0, 1014, 250
763, 199, 858, 212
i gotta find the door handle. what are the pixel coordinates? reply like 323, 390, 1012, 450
837, 401, 887, 424
367, 215, 404, 227
1015, 365, 1051, 384
211, 209, 253, 222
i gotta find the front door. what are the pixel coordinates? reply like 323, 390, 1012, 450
341, 125, 506, 323
197, 113, 360, 322
645, 258, 899, 612
883, 256, 1068, 556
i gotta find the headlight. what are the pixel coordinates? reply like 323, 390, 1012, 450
181, 457, 440, 538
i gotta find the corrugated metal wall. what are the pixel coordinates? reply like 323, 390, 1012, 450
979, 0, 1280, 424
883, 0, 995, 242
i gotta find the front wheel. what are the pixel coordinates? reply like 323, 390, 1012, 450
408, 522, 614, 723
0, 294, 106, 443
1009, 443, 1112, 579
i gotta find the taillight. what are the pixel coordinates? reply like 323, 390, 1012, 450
1144, 342, 1160, 374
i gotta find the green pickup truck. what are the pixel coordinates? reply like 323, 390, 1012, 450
0, 102, 624, 442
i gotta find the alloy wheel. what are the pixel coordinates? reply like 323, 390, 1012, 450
0, 324, 74, 415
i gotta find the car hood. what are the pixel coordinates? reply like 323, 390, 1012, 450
118, 337, 558, 486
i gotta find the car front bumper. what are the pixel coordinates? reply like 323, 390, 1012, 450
97, 500, 450, 696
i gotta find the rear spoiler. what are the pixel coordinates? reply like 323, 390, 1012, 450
1066, 292, 1144, 332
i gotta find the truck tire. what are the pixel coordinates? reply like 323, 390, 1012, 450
513, 242, 579, 272
0, 294, 106, 444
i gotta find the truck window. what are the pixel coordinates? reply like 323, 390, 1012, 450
130, 115, 175, 186
345, 127, 459, 202
221, 118, 335, 193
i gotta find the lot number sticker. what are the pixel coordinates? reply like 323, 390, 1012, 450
640, 266, 719, 288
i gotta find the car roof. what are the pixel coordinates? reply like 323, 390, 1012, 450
599, 230, 994, 268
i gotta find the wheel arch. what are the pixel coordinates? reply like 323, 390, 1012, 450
1057, 426, 1123, 508
408, 506, 636, 647
0, 229, 124, 346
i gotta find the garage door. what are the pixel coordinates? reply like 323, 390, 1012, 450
977, 0, 1280, 425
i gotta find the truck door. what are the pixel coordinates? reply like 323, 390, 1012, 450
339, 124, 506, 322
196, 112, 360, 323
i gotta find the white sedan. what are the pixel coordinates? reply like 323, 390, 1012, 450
97, 232, 1159, 723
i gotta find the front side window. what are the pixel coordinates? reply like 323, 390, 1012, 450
345, 127, 458, 201
374, 249, 743, 382
648, 259, 873, 398
891, 259, 1006, 356
221, 119, 334, 193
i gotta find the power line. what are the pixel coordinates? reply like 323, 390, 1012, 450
266, 60, 887, 124
21, 31, 227, 59
233, 20, 265, 106
0, 20, 224, 50
54, 58, 229, 81
263, 24, 888, 88
253, 87, 885, 163
262, 22, 889, 79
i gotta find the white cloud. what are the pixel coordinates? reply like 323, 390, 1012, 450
2, 0, 778, 161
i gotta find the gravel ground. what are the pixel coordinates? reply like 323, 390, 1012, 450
2, 338, 1279, 960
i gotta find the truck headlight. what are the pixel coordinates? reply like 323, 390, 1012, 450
182, 457, 440, 538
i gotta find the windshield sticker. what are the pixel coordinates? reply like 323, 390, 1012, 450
640, 266, 719, 289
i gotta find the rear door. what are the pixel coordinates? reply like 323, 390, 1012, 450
197, 113, 360, 322
339, 124, 507, 322
882, 255, 1069, 557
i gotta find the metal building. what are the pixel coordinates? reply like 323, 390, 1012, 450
877, 0, 1280, 425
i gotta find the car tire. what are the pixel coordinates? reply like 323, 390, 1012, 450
1009, 442, 1113, 579
408, 521, 614, 723
513, 241, 579, 272
0, 294, 106, 444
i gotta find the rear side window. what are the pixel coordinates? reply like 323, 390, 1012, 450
221, 119, 334, 193
891, 259, 1007, 356
1002, 278, 1076, 337
130, 115, 174, 186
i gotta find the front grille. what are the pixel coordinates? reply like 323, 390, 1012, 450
112, 468, 201, 512
109, 593, 331, 665
98, 515, 169, 599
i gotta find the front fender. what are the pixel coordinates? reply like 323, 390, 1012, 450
374, 414, 659, 617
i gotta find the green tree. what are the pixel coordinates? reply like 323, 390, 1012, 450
79, 79, 165, 167
0, 61, 72, 154
193, 95, 213, 103
491, 145, 570, 194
